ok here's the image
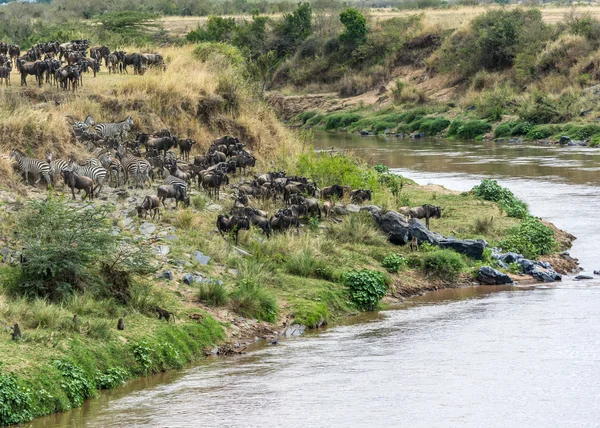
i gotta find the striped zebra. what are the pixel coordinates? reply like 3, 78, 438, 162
100, 153, 124, 188
45, 151, 68, 186
84, 157, 103, 168
117, 146, 151, 188
163, 171, 188, 200
72, 115, 94, 136
10, 149, 51, 188
67, 160, 107, 195
94, 116, 134, 142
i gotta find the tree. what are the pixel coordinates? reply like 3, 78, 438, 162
272, 2, 313, 57
339, 8, 367, 48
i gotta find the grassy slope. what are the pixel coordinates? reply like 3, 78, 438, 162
0, 46, 571, 424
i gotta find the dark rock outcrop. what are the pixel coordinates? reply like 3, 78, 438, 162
477, 266, 513, 285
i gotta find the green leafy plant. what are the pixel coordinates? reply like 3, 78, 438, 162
421, 250, 466, 281
95, 367, 128, 390
499, 217, 557, 259
133, 341, 153, 373
448, 119, 492, 139
0, 370, 33, 425
381, 253, 406, 273
54, 360, 94, 407
230, 278, 278, 322
374, 164, 390, 174
343, 269, 387, 311
472, 179, 529, 219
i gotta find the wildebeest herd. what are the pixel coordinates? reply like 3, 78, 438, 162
6, 115, 440, 247
0, 40, 166, 90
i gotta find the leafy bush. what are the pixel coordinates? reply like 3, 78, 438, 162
422, 250, 466, 281
54, 360, 94, 407
230, 278, 278, 322
472, 179, 529, 218
295, 110, 318, 125
192, 42, 246, 65
0, 370, 32, 425
343, 269, 387, 311
373, 164, 390, 174
474, 85, 516, 121
296, 151, 378, 189
563, 123, 600, 140
133, 341, 153, 373
526, 124, 558, 139
325, 113, 362, 130
448, 119, 492, 139
197, 281, 229, 307
382, 253, 406, 273
500, 217, 557, 259
535, 34, 592, 75
417, 117, 451, 134
95, 367, 128, 390
305, 113, 325, 127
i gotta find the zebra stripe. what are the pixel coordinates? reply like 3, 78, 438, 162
119, 150, 151, 188
164, 174, 188, 198
10, 149, 51, 187
94, 116, 134, 141
68, 162, 107, 194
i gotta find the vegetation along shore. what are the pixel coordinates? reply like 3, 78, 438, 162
0, 2, 585, 425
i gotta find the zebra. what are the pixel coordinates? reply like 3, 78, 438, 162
45, 150, 68, 186
117, 145, 151, 188
67, 160, 107, 195
100, 153, 123, 188
84, 157, 102, 168
94, 116, 134, 142
163, 171, 188, 201
10, 149, 51, 188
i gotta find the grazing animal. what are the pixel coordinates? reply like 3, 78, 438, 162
62, 169, 94, 200
156, 307, 176, 322
116, 146, 152, 188
11, 323, 21, 340
157, 184, 189, 208
201, 171, 229, 199
178, 138, 196, 161
117, 318, 125, 330
137, 195, 161, 220
68, 160, 107, 195
0, 62, 11, 86
45, 150, 68, 186
136, 133, 178, 157
350, 189, 372, 204
10, 149, 52, 188
323, 201, 333, 218
95, 116, 134, 142
408, 204, 442, 229
216, 214, 250, 244
270, 214, 299, 232
321, 184, 345, 200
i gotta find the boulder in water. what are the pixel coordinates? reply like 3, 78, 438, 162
477, 266, 513, 285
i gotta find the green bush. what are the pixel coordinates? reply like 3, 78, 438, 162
472, 179, 529, 218
499, 217, 557, 259
295, 110, 318, 125
417, 117, 451, 135
53, 360, 95, 407
373, 164, 390, 174
325, 113, 362, 130
563, 123, 600, 140
192, 42, 246, 65
0, 370, 33, 425
95, 367, 128, 390
196, 281, 229, 307
422, 250, 466, 281
296, 151, 378, 189
448, 119, 492, 139
526, 124, 558, 139
305, 113, 325, 127
494, 121, 517, 138
343, 269, 387, 311
381, 253, 406, 273
230, 278, 278, 322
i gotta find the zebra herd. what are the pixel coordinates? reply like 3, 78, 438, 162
0, 39, 165, 90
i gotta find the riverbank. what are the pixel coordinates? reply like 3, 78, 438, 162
0, 46, 578, 425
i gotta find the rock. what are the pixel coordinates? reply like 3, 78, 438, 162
518, 258, 536, 274
183, 273, 197, 285
122, 217, 134, 229
536, 261, 553, 270
408, 218, 443, 245
153, 245, 170, 256
228, 268, 238, 276
332, 205, 349, 216
371, 210, 411, 245
477, 266, 513, 285
284, 324, 306, 337
575, 274, 594, 280
161, 270, 173, 280
360, 130, 374, 136
346, 204, 361, 213
194, 250, 211, 266
594, 270, 600, 276
531, 268, 561, 283
508, 138, 524, 144
1, 247, 10, 257
206, 204, 222, 212
559, 136, 571, 144
410, 132, 425, 139
112, 227, 121, 236
139, 222, 156, 235
360, 205, 382, 215
496, 252, 523, 264
438, 237, 487, 259
568, 139, 587, 146
165, 234, 178, 241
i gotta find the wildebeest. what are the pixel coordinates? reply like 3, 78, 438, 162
321, 184, 345, 200
323, 201, 333, 217
18, 60, 43, 86
0, 62, 10, 86
136, 133, 177, 157
141, 53, 166, 70
200, 171, 229, 199
90, 45, 110, 66
216, 214, 250, 244
157, 184, 190, 208
62, 169, 94, 200
408, 204, 441, 229
284, 182, 316, 205
178, 138, 196, 161
137, 195, 161, 220
122, 53, 142, 74
350, 189, 372, 204
270, 214, 299, 231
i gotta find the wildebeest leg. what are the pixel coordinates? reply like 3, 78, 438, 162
426, 215, 430, 229
71, 185, 76, 200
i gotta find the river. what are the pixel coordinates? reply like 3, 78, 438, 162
30, 134, 600, 428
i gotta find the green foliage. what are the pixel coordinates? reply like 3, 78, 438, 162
53, 360, 94, 407
14, 197, 115, 301
296, 151, 378, 189
0, 370, 32, 426
192, 42, 246, 65
230, 278, 278, 322
500, 217, 557, 259
382, 253, 406, 273
339, 8, 368, 48
133, 341, 153, 373
93, 11, 159, 45
526, 124, 559, 140
495, 121, 532, 138
196, 281, 229, 307
273, 2, 312, 56
472, 179, 529, 219
343, 269, 387, 311
448, 119, 492, 139
94, 367, 127, 390
325, 113, 362, 130
417, 117, 451, 135
508, 262, 522, 274
421, 250, 466, 281
563, 123, 600, 140
474, 85, 516, 121
373, 164, 390, 174
186, 16, 236, 42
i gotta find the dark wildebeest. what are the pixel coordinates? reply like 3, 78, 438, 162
284, 182, 316, 205
136, 133, 178, 157
230, 206, 271, 238
137, 195, 161, 220
216, 214, 250, 244
8, 45, 20, 62
122, 53, 142, 74
19, 60, 43, 86
350, 189, 372, 204
90, 46, 110, 66
157, 185, 190, 209
0, 62, 11, 86
62, 169, 94, 200
408, 204, 441, 229
321, 184, 345, 200
270, 213, 299, 232
201, 171, 229, 199
141, 53, 166, 70
82, 57, 100, 77
178, 138, 196, 162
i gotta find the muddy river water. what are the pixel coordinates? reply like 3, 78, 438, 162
30, 134, 600, 427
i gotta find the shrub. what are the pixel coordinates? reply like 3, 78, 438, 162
382, 253, 406, 273
417, 117, 450, 135
518, 92, 564, 124
0, 370, 33, 425
472, 179, 528, 218
53, 360, 94, 407
295, 110, 318, 125
474, 85, 516, 121
95, 367, 127, 390
563, 123, 600, 140
192, 42, 246, 65
526, 124, 558, 140
325, 113, 362, 130
296, 151, 378, 189
230, 278, 278, 322
196, 281, 229, 307
422, 250, 466, 281
448, 119, 492, 139
500, 217, 557, 259
473, 216, 494, 234
374, 164, 390, 174
343, 269, 387, 311
305, 113, 325, 127
338, 73, 372, 97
